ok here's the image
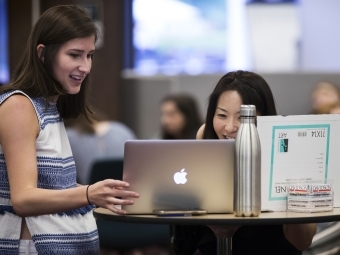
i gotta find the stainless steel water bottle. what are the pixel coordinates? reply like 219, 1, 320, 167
234, 105, 261, 217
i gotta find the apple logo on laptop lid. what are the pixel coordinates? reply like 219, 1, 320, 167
174, 168, 187, 184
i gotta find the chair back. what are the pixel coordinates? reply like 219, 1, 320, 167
89, 158, 123, 184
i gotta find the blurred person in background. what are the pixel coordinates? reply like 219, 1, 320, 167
310, 81, 340, 114
158, 93, 202, 139
65, 109, 136, 185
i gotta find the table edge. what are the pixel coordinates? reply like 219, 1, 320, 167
93, 208, 340, 225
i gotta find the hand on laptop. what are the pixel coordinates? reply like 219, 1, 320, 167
207, 225, 241, 238
87, 179, 140, 214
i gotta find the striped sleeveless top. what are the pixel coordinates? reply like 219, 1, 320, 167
0, 90, 99, 254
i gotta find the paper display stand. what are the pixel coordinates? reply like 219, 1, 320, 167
257, 114, 340, 211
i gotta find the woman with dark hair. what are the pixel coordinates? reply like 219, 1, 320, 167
172, 70, 316, 255
0, 5, 138, 254
160, 93, 202, 139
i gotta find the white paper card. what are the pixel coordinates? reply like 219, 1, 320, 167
257, 114, 340, 211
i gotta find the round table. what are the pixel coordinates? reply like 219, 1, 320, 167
94, 207, 340, 255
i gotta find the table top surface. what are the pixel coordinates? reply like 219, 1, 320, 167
94, 207, 340, 225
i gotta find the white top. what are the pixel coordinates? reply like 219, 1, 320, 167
0, 90, 99, 254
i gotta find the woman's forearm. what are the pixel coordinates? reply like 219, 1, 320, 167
283, 223, 316, 251
12, 186, 89, 217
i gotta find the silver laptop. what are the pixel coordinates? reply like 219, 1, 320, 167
122, 140, 234, 214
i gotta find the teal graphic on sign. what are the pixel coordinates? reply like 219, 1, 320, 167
279, 139, 288, 152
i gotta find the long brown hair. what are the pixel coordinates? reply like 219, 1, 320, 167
203, 70, 277, 139
0, 5, 98, 120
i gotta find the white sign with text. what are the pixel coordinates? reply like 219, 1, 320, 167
257, 114, 340, 211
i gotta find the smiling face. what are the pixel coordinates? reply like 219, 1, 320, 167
51, 35, 95, 97
213, 90, 242, 140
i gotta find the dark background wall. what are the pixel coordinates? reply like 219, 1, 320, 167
8, 0, 32, 76
8, 0, 125, 121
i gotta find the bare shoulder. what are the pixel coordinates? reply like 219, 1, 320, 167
196, 124, 205, 139
0, 94, 34, 112
0, 94, 39, 140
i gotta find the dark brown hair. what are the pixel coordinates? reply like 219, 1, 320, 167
161, 93, 202, 139
0, 5, 98, 120
203, 70, 277, 139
